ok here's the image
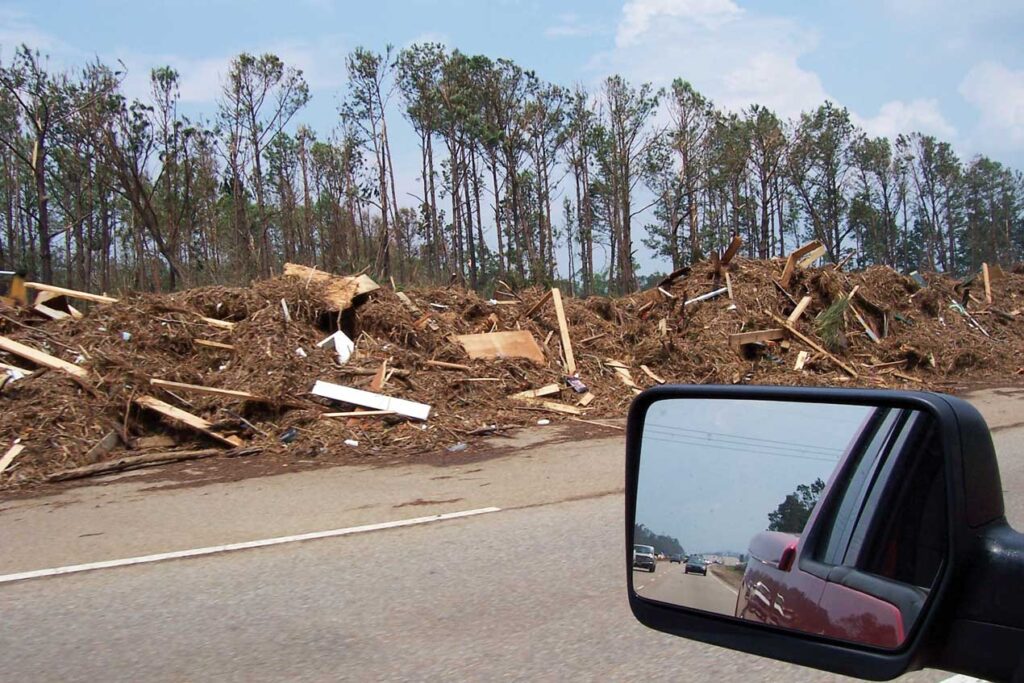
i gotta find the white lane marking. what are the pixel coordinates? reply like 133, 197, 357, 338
710, 570, 739, 596
940, 677, 987, 683
0, 507, 501, 585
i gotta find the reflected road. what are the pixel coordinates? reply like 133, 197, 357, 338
634, 563, 738, 615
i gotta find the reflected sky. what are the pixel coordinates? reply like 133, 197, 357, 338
636, 399, 873, 555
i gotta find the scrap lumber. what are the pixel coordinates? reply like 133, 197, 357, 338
0, 335, 89, 378
797, 244, 828, 269
150, 378, 257, 400
724, 272, 734, 301
455, 330, 545, 364
657, 266, 690, 289
794, 351, 810, 371
33, 303, 70, 321
550, 288, 577, 375
983, 263, 993, 304
283, 262, 379, 311
571, 417, 625, 431
770, 314, 858, 377
0, 443, 25, 475
780, 240, 825, 288
523, 291, 553, 318
684, 287, 729, 306
640, 365, 665, 384
849, 304, 880, 343
524, 400, 584, 416
133, 395, 244, 447
0, 361, 32, 376
395, 291, 423, 315
578, 332, 607, 345
199, 316, 235, 330
787, 296, 813, 324
720, 236, 743, 266
728, 328, 787, 353
311, 379, 432, 421
23, 282, 117, 304
194, 339, 234, 350
426, 359, 472, 371
578, 392, 595, 407
606, 359, 642, 394
322, 410, 396, 418
509, 384, 561, 400
47, 447, 260, 482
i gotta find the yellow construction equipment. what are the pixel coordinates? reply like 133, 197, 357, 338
0, 270, 28, 307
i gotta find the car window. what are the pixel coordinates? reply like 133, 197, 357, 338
815, 408, 904, 566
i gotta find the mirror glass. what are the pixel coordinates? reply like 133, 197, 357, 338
633, 398, 947, 649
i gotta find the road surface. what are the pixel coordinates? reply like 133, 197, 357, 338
0, 387, 1020, 681
634, 562, 739, 614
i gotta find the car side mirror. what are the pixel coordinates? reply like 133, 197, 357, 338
626, 385, 1024, 682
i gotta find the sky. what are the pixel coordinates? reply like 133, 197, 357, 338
634, 398, 872, 555
4, 0, 1024, 274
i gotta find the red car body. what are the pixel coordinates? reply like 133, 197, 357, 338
735, 530, 904, 647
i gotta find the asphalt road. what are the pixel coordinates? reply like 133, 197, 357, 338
634, 562, 739, 615
1, 387, 1020, 681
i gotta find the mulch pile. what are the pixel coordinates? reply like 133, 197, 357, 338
2, 254, 1023, 488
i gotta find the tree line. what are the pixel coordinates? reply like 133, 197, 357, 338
1, 43, 1022, 295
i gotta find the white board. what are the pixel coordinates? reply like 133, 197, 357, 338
311, 380, 431, 421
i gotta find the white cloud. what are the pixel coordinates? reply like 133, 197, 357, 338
0, 7, 70, 55
959, 60, 1024, 148
856, 99, 957, 141
592, 0, 825, 119
617, 0, 741, 46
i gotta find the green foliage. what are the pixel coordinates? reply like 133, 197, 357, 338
767, 478, 826, 534
814, 298, 850, 353
634, 523, 685, 556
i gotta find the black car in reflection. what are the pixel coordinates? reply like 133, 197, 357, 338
684, 555, 707, 575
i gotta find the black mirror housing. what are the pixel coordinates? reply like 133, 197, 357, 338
625, 385, 1021, 681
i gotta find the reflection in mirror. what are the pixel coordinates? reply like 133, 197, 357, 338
633, 398, 946, 650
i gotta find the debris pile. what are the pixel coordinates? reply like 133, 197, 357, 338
2, 245, 1023, 488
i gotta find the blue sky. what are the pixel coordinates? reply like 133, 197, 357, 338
5, 0, 1024, 274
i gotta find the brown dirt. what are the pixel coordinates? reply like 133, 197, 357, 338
3, 258, 1024, 491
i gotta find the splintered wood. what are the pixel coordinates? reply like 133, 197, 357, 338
134, 395, 243, 447
606, 359, 641, 395
550, 288, 577, 375
455, 330, 545, 365
283, 262, 379, 311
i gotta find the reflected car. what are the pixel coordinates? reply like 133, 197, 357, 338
633, 544, 657, 572
684, 555, 707, 575
669, 554, 683, 564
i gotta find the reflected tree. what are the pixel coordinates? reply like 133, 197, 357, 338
767, 478, 826, 533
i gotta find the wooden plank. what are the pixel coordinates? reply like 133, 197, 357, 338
523, 290, 554, 318
395, 291, 423, 316
0, 361, 32, 376
509, 384, 561, 400
606, 359, 642, 394
525, 400, 584, 416
571, 417, 624, 431
194, 339, 234, 350
0, 335, 89, 378
780, 240, 825, 287
33, 303, 70, 320
425, 359, 472, 371
728, 328, 787, 353
724, 272, 734, 301
455, 330, 545, 365
311, 380, 432, 421
199, 316, 235, 330
150, 378, 256, 400
322, 410, 396, 418
658, 318, 668, 336
0, 443, 25, 475
770, 314, 858, 377
133, 395, 243, 447
283, 262, 380, 311
550, 288, 577, 375
657, 287, 676, 300
780, 253, 799, 289
787, 296, 813, 324
578, 392, 595, 407
640, 365, 665, 384
797, 244, 828, 269
23, 282, 118, 304
794, 351, 810, 371
983, 263, 993, 304
720, 236, 744, 266
47, 447, 260, 482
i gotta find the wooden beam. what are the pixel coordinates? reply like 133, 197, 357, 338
551, 288, 577, 376
509, 384, 561, 400
720, 236, 743, 266
134, 395, 243, 447
780, 240, 825, 287
0, 443, 25, 475
523, 290, 553, 318
194, 339, 234, 350
0, 335, 89, 378
724, 272, 734, 301
199, 316, 235, 330
728, 328, 787, 353
606, 359, 642, 394
425, 359, 472, 371
150, 378, 256, 400
640, 365, 665, 384
33, 303, 70, 321
524, 400, 584, 416
797, 244, 828, 269
23, 282, 117, 304
983, 263, 993, 304
787, 296, 813, 324
770, 314, 858, 377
